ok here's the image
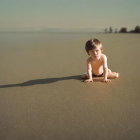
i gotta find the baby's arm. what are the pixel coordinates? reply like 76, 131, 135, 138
103, 55, 111, 82
84, 58, 93, 82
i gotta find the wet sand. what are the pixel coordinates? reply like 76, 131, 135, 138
0, 32, 140, 140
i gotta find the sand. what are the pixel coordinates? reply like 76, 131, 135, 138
0, 32, 140, 140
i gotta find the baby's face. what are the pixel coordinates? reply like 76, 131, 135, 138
88, 47, 102, 59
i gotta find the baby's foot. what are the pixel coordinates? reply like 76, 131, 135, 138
116, 73, 119, 78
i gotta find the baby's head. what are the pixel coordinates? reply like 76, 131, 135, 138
85, 38, 103, 55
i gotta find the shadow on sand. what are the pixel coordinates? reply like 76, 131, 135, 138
0, 75, 104, 88
0, 75, 80, 88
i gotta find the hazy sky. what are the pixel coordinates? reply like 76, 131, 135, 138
0, 0, 140, 31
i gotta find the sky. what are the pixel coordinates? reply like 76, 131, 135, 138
0, 0, 140, 32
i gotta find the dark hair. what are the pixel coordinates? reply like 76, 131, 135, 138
85, 38, 103, 54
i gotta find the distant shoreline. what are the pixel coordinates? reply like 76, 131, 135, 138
0, 31, 140, 34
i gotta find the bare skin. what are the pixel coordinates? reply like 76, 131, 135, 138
82, 47, 119, 83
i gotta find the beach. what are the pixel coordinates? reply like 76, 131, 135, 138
0, 32, 140, 140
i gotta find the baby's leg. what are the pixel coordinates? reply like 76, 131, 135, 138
107, 70, 119, 79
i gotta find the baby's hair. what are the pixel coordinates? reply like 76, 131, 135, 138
85, 38, 103, 54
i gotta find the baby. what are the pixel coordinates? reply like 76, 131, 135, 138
82, 38, 119, 82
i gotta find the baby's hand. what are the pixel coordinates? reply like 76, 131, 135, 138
84, 79, 93, 82
103, 79, 111, 83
